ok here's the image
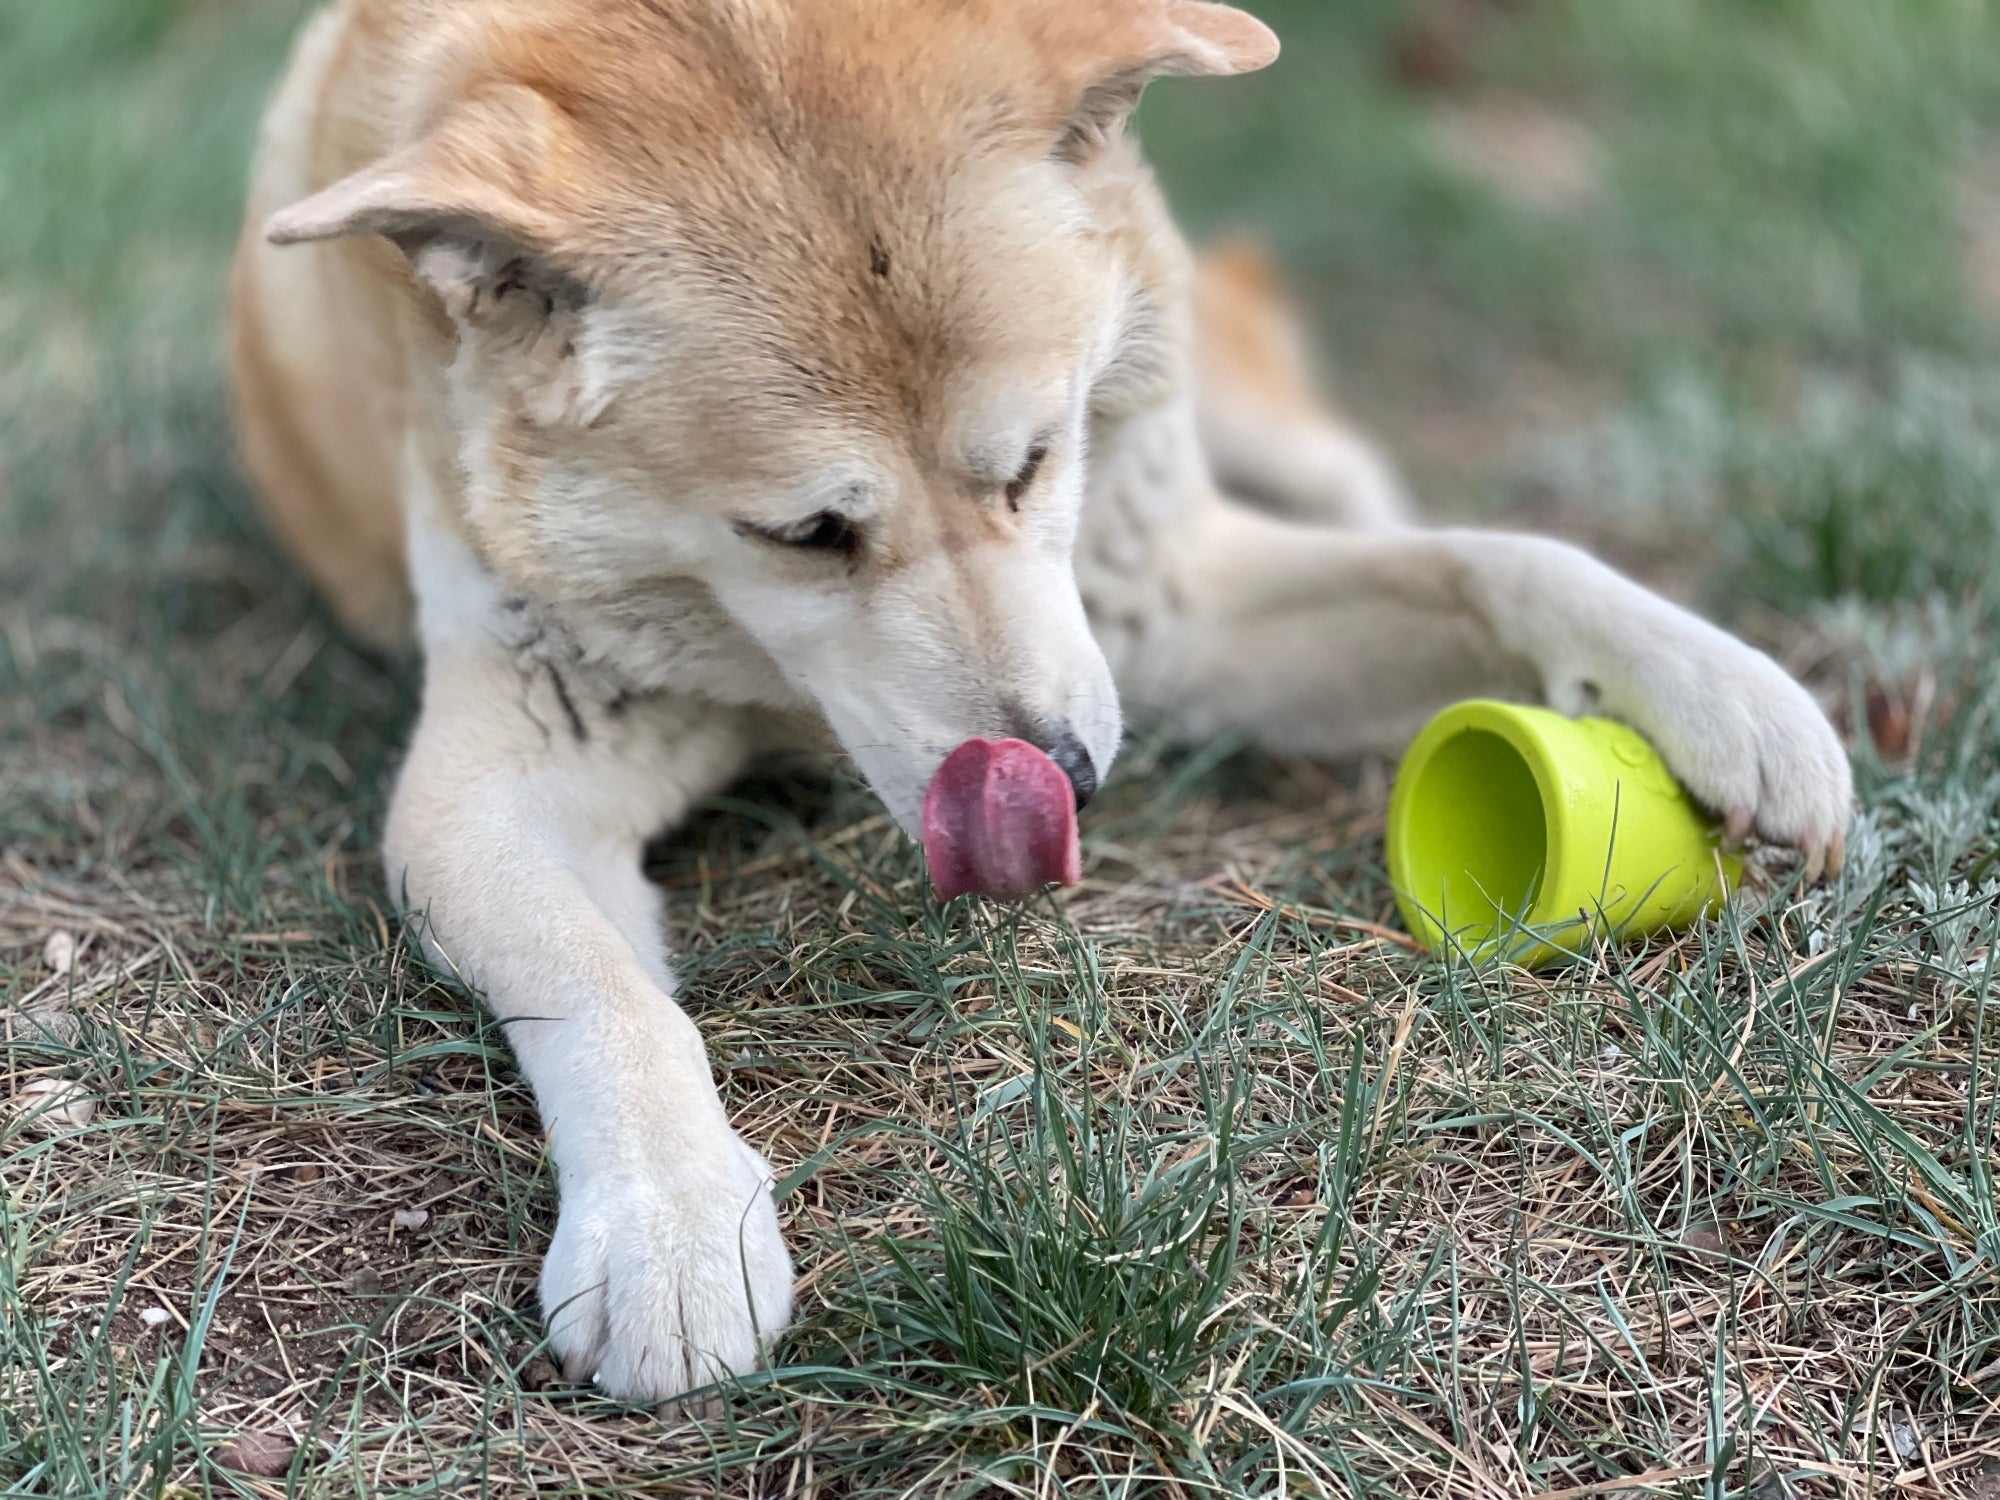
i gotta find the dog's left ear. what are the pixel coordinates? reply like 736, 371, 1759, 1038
1043, 0, 1280, 161
1127, 0, 1281, 79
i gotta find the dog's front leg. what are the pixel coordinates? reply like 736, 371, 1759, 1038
385, 523, 789, 1405
1094, 414, 1851, 868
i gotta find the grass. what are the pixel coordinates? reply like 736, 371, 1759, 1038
4, 0, 2000, 1495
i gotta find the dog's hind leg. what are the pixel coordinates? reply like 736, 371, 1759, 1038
1192, 243, 1413, 531
1086, 408, 1850, 869
385, 513, 791, 1405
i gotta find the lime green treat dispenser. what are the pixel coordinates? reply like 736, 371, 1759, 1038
1386, 700, 1740, 969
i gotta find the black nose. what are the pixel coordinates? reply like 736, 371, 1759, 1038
1042, 728, 1099, 811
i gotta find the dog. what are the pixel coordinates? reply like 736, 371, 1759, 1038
228, 0, 1852, 1402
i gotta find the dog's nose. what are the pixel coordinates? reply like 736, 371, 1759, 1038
1041, 727, 1099, 810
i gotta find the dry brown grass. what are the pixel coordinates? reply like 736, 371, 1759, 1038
6, 733, 1999, 1495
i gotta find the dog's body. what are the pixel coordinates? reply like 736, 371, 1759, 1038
231, 0, 1851, 1401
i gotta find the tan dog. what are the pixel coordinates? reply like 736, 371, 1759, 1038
230, 0, 1851, 1402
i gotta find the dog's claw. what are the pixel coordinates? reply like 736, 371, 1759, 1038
1724, 806, 1754, 847
1802, 843, 1827, 885
659, 1390, 728, 1425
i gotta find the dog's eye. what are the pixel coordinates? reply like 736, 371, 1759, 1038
1004, 447, 1049, 511
746, 511, 862, 558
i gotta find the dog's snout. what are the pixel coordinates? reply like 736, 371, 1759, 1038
1043, 727, 1099, 810
995, 702, 1104, 811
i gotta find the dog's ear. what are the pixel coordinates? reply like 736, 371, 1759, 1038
264, 85, 591, 333
265, 87, 570, 252
1045, 0, 1280, 162
1129, 0, 1281, 79
265, 87, 615, 423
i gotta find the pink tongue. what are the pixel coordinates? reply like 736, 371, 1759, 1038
922, 738, 1082, 902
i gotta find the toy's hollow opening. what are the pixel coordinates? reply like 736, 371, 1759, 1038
1400, 728, 1550, 946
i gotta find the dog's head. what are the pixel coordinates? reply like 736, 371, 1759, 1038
268, 0, 1276, 894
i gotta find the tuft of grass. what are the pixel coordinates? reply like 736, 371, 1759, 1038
839, 963, 1250, 1434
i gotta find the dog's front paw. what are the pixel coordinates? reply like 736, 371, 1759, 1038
1592, 626, 1853, 878
541, 1131, 793, 1403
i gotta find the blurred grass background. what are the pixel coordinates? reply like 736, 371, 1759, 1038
4, 1, 2000, 1496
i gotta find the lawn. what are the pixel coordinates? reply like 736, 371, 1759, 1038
4, 1, 2000, 1496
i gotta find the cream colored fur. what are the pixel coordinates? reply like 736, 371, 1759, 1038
230, 0, 1851, 1403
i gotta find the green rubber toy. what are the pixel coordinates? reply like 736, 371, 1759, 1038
1387, 700, 1741, 969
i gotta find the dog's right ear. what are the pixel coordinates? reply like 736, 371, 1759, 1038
264, 86, 575, 301
268, 88, 619, 425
